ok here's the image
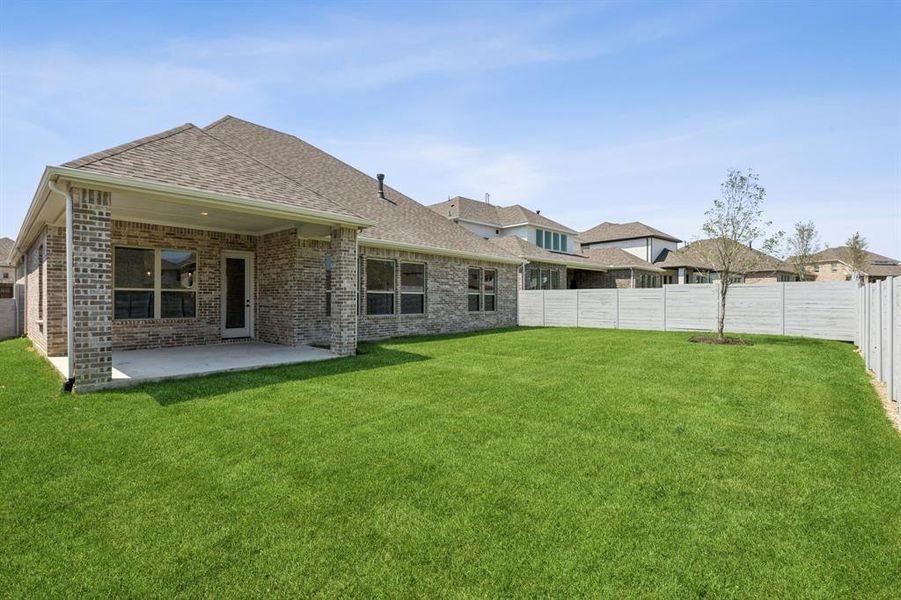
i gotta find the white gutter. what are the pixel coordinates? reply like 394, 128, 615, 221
359, 237, 525, 266
47, 178, 75, 387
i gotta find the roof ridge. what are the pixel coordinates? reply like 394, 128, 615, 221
206, 115, 411, 203
197, 124, 365, 221
64, 123, 196, 169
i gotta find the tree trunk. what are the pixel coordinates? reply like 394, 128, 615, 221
717, 283, 727, 338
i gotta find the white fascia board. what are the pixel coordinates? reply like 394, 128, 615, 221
360, 238, 525, 266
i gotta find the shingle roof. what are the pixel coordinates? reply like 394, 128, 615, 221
580, 221, 681, 244
655, 239, 790, 273
488, 236, 606, 270
808, 246, 899, 271
203, 117, 519, 262
429, 196, 577, 234
0, 237, 14, 266
581, 247, 665, 272
63, 124, 364, 220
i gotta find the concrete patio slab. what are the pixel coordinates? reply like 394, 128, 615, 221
48, 341, 336, 391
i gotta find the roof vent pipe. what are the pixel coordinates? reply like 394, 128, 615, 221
485, 193, 490, 204
376, 173, 385, 199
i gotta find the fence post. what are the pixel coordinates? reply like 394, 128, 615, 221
662, 285, 667, 332
886, 277, 894, 401
780, 282, 786, 336
541, 291, 547, 326
576, 290, 580, 328
864, 282, 870, 370
614, 288, 620, 329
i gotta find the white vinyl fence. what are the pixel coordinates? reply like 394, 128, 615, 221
859, 277, 899, 405
0, 298, 17, 341
519, 282, 858, 341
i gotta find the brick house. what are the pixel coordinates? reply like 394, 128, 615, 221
805, 246, 901, 282
0, 237, 14, 298
9, 117, 522, 390
655, 238, 797, 284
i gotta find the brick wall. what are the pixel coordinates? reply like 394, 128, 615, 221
70, 188, 112, 386
330, 228, 358, 355
111, 221, 256, 351
257, 228, 300, 346
23, 229, 47, 354
357, 246, 517, 341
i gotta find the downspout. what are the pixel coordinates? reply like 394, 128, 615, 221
47, 179, 75, 392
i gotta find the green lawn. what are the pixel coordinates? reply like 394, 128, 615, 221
1, 328, 899, 598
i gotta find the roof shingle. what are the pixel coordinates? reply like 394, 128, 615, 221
0, 237, 14, 266
203, 117, 519, 262
580, 221, 681, 244
429, 196, 577, 234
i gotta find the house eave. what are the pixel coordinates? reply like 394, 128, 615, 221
11, 166, 377, 263
359, 237, 525, 266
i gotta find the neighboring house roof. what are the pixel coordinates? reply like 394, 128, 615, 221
203, 117, 520, 263
581, 247, 665, 273
580, 221, 681, 244
63, 124, 365, 222
655, 239, 791, 274
807, 246, 900, 274
0, 237, 13, 267
429, 196, 577, 234
488, 236, 606, 271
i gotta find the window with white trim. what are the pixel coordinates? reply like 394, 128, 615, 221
366, 258, 395, 315
114, 247, 196, 319
400, 262, 425, 314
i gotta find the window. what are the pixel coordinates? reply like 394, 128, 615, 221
114, 247, 196, 319
401, 262, 425, 314
483, 269, 496, 311
539, 269, 550, 290
550, 270, 561, 289
160, 250, 196, 318
552, 232, 560, 251
325, 254, 333, 317
535, 229, 544, 248
561, 235, 568, 252
527, 268, 540, 290
814, 264, 820, 272
366, 259, 395, 315
831, 262, 837, 272
468, 268, 481, 311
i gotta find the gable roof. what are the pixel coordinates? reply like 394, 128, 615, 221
655, 239, 790, 273
580, 221, 681, 244
488, 236, 606, 271
581, 247, 665, 272
0, 237, 13, 267
429, 196, 577, 234
63, 124, 365, 222
203, 117, 520, 263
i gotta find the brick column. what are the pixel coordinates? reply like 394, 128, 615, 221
71, 187, 113, 387
329, 227, 358, 356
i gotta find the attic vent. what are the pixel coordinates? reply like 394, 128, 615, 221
376, 173, 385, 198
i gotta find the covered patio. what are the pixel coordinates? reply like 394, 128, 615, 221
48, 341, 335, 391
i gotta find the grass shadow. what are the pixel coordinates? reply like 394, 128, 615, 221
120, 344, 431, 407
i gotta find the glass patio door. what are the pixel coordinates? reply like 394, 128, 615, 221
221, 251, 254, 338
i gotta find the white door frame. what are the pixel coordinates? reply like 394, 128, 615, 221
221, 250, 254, 338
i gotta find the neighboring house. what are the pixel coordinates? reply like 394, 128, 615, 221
581, 247, 667, 288
487, 236, 608, 290
655, 239, 797, 284
428, 196, 578, 252
9, 116, 523, 389
0, 237, 14, 298
578, 221, 682, 264
805, 246, 901, 282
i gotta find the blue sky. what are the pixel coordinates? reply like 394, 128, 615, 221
1, 0, 899, 255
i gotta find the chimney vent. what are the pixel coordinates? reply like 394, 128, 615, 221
485, 193, 490, 204
376, 173, 385, 198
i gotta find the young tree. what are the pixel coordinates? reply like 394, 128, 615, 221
845, 232, 869, 281
785, 220, 821, 281
700, 169, 782, 338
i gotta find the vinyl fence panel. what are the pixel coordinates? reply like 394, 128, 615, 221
576, 290, 618, 328
518, 291, 544, 326
665, 284, 717, 332
724, 284, 783, 335
0, 299, 16, 341
783, 281, 858, 342
543, 291, 578, 327
618, 289, 665, 331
